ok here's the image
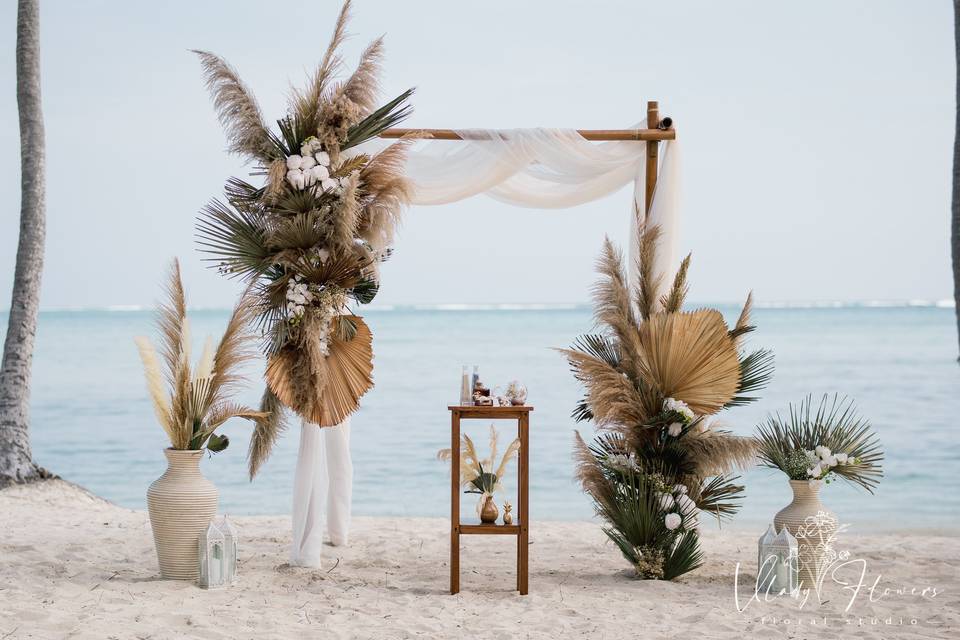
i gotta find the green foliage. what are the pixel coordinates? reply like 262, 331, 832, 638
755, 394, 883, 493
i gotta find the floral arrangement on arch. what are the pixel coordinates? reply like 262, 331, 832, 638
193, 0, 414, 477
560, 226, 775, 580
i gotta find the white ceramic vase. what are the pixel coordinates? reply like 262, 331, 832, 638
774, 479, 837, 588
147, 449, 218, 580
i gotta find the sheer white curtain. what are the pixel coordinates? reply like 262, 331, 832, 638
402, 122, 681, 294
291, 125, 681, 567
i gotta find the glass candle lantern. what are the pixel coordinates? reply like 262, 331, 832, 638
757, 524, 777, 592
769, 527, 799, 595
199, 521, 226, 589
219, 516, 238, 584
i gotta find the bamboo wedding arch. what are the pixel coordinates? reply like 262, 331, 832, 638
380, 101, 675, 212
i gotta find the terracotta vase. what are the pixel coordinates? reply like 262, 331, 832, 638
774, 480, 837, 588
147, 449, 218, 580
479, 495, 499, 524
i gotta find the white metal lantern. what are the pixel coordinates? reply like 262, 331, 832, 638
199, 521, 226, 589
757, 524, 777, 592
219, 515, 238, 584
768, 527, 799, 595
758, 524, 798, 595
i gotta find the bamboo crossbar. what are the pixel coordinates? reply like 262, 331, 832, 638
379, 127, 675, 141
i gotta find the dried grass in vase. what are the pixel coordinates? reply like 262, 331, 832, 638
560, 226, 775, 579
134, 259, 267, 453
193, 0, 414, 477
438, 425, 521, 513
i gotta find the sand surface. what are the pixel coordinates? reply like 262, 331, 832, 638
0, 480, 956, 639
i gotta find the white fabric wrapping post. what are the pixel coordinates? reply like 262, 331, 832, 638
290, 418, 353, 567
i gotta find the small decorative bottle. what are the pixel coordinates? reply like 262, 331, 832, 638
460, 366, 471, 405
219, 515, 238, 584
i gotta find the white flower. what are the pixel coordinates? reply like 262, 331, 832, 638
815, 445, 832, 461
286, 169, 305, 190
807, 463, 822, 478
315, 151, 330, 166
339, 176, 351, 187
300, 155, 317, 170
316, 248, 330, 263
667, 422, 683, 437
311, 164, 329, 182
303, 169, 317, 187
286, 154, 303, 170
657, 492, 675, 510
823, 454, 838, 467
672, 483, 688, 495
677, 493, 697, 516
321, 178, 338, 192
301, 137, 322, 157
663, 397, 695, 422
835, 453, 848, 465
804, 449, 819, 464
664, 513, 682, 530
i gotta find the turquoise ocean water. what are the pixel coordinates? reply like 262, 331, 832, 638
12, 304, 960, 532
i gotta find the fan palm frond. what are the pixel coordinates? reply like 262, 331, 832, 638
637, 309, 741, 415
755, 394, 883, 493
196, 199, 272, 279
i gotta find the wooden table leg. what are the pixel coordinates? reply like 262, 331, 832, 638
518, 413, 529, 595
450, 410, 460, 595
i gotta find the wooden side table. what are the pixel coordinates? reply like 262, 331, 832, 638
448, 404, 532, 595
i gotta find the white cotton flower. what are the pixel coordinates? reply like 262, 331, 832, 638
321, 178, 338, 192
667, 422, 683, 437
677, 493, 697, 516
815, 445, 832, 461
300, 155, 317, 170
835, 453, 848, 465
286, 155, 303, 170
664, 513, 682, 530
316, 248, 330, 263
315, 151, 330, 166
823, 454, 838, 467
286, 169, 305, 190
311, 164, 329, 182
657, 493, 675, 510
663, 397, 695, 422
303, 170, 317, 187
807, 463, 822, 478
672, 483, 688, 495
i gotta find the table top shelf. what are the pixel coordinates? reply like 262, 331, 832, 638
459, 523, 521, 535
448, 405, 533, 420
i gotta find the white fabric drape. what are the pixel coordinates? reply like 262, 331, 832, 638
292, 124, 681, 556
397, 121, 681, 295
290, 418, 352, 567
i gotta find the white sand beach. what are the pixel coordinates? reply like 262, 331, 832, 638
0, 480, 956, 639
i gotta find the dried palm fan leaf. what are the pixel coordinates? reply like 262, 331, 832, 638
315, 315, 373, 426
636, 309, 741, 415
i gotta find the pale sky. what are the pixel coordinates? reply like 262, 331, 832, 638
0, 0, 953, 309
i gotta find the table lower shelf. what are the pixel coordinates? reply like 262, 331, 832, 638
458, 523, 521, 535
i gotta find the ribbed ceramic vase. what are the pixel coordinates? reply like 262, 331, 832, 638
774, 480, 836, 588
147, 449, 218, 580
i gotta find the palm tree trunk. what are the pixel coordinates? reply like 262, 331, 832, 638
0, 0, 48, 485
953, 0, 960, 359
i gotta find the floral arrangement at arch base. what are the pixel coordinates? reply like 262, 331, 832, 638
193, 0, 414, 478
559, 226, 775, 580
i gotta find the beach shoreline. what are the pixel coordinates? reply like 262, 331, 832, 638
1, 479, 957, 639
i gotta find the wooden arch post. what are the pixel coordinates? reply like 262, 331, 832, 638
645, 100, 661, 213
